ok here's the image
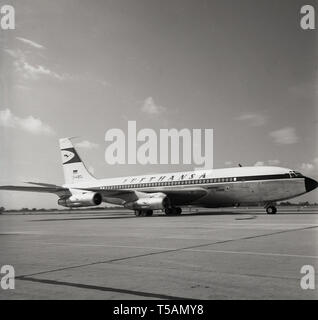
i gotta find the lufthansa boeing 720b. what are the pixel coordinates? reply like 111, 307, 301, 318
1, 138, 317, 215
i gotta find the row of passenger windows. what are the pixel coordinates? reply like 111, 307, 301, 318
100, 177, 238, 190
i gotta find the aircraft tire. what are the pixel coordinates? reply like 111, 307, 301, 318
165, 208, 182, 216
146, 210, 153, 216
175, 207, 182, 215
266, 206, 277, 214
165, 208, 174, 216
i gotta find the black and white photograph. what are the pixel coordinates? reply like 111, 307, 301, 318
0, 0, 317, 305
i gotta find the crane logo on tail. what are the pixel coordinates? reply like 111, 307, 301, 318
61, 148, 81, 164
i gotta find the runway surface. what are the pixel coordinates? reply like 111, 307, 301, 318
0, 207, 317, 299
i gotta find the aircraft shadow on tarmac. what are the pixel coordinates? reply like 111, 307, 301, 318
31, 210, 258, 222
30, 206, 317, 222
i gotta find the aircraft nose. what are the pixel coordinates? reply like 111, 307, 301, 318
305, 177, 318, 193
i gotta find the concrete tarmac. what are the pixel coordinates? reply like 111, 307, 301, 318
0, 207, 317, 299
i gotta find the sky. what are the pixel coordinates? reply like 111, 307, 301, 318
0, 0, 317, 209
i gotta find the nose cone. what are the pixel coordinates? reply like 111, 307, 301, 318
305, 177, 318, 193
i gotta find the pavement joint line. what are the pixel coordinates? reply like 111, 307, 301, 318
15, 224, 318, 279
186, 249, 318, 259
15, 276, 190, 300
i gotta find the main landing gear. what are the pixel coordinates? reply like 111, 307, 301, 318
266, 205, 277, 215
164, 207, 182, 216
134, 207, 183, 217
134, 210, 153, 217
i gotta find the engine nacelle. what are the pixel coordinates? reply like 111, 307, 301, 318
58, 192, 102, 208
124, 193, 169, 210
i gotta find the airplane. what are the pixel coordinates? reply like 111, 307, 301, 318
0, 137, 317, 216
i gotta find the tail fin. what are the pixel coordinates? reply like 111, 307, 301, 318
59, 138, 97, 184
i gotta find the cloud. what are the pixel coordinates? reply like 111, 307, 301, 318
75, 140, 99, 149
16, 37, 44, 49
268, 159, 281, 166
269, 127, 299, 145
14, 84, 31, 91
4, 48, 23, 58
300, 163, 314, 172
0, 108, 55, 135
254, 160, 281, 167
141, 97, 166, 115
100, 80, 111, 87
5, 48, 67, 81
236, 113, 267, 126
299, 158, 318, 175
14, 59, 66, 80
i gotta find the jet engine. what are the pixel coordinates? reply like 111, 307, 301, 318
124, 193, 169, 210
58, 192, 102, 208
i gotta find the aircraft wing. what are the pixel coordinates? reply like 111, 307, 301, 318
0, 182, 208, 206
74, 186, 208, 205
153, 187, 208, 204
0, 184, 71, 197
0, 183, 138, 204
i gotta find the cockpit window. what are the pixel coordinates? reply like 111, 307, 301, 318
289, 171, 303, 178
294, 171, 303, 177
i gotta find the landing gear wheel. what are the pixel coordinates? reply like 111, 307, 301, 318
135, 210, 153, 217
145, 210, 153, 217
175, 207, 182, 215
165, 208, 174, 216
165, 207, 182, 216
135, 210, 142, 217
266, 206, 277, 214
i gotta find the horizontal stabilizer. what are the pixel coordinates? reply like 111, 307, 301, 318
24, 181, 62, 187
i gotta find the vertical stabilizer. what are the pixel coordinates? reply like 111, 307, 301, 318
59, 138, 96, 184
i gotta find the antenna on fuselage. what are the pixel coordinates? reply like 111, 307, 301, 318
238, 164, 242, 167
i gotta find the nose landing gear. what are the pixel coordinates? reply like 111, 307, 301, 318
266, 205, 277, 215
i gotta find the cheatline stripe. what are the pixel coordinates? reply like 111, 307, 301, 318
85, 173, 301, 190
